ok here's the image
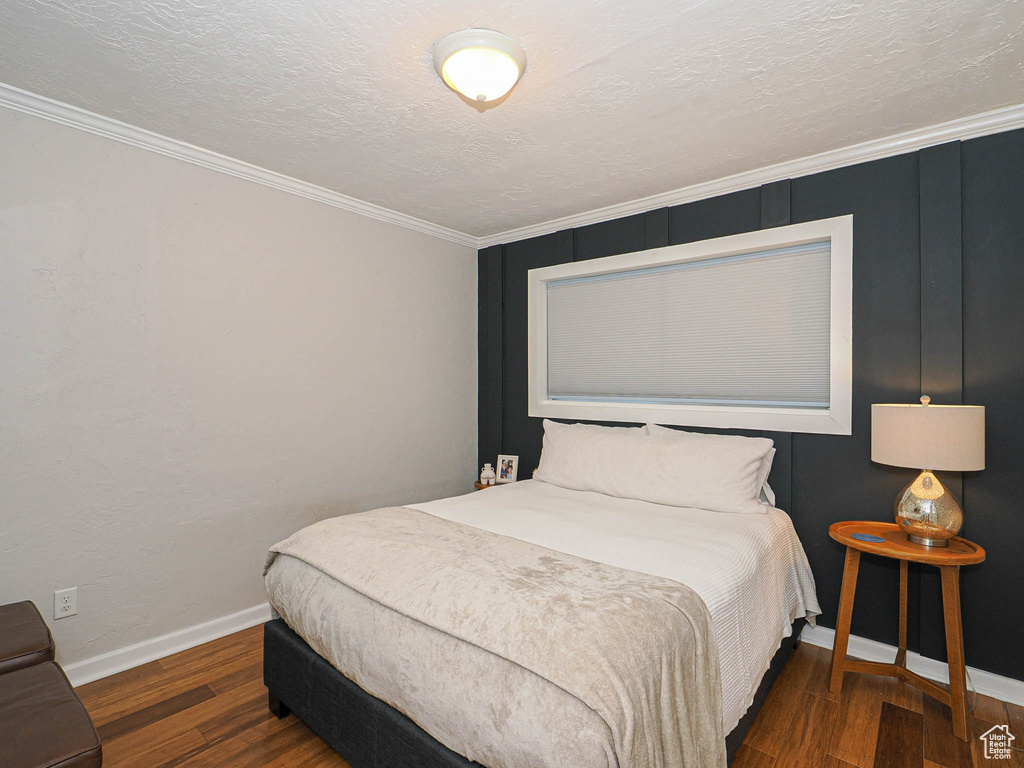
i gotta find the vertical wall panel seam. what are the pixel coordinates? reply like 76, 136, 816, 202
785, 180, 794, 513
643, 207, 668, 250
917, 141, 964, 660
499, 244, 506, 456
924, 149, 932, 659
917, 148, 927, 660
959, 153, 966, 514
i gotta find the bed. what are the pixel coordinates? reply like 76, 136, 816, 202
263, 424, 820, 768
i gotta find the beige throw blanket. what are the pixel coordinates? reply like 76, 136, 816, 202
265, 507, 726, 768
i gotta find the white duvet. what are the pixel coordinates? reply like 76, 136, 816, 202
409, 479, 820, 733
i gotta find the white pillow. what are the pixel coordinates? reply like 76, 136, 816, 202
543, 421, 646, 436
759, 460, 777, 506
646, 424, 777, 506
526, 421, 644, 479
534, 419, 774, 514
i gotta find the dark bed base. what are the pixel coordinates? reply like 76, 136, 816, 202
263, 617, 805, 767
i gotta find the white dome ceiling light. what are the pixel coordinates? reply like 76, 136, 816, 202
433, 29, 527, 104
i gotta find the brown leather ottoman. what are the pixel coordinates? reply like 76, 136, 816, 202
0, 601, 55, 674
0, 662, 102, 768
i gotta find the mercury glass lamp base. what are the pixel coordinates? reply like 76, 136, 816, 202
907, 533, 950, 547
894, 470, 963, 548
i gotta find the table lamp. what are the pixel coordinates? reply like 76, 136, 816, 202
871, 396, 985, 547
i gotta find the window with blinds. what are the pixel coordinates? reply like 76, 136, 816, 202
527, 216, 852, 434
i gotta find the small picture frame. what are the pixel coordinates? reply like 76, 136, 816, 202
496, 454, 519, 483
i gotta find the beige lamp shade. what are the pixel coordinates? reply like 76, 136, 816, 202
871, 398, 985, 471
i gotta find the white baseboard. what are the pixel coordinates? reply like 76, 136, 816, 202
58, 605, 1024, 706
800, 624, 1024, 707
63, 603, 272, 688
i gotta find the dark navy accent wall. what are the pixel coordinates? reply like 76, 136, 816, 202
960, 130, 1024, 677
476, 129, 1024, 681
759, 180, 794, 515
497, 234, 572, 477
477, 244, 503, 474
917, 142, 964, 662
790, 154, 923, 656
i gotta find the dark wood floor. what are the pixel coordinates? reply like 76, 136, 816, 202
76, 626, 1023, 768
735, 642, 1022, 768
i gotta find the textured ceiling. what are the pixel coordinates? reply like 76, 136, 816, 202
1, 1, 1021, 238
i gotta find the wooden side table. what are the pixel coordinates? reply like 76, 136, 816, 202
473, 481, 496, 490
828, 521, 985, 741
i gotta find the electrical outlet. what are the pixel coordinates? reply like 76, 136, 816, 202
54, 587, 77, 620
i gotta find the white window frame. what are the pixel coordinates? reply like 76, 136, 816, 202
528, 215, 853, 435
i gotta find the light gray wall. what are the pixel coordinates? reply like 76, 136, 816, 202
0, 108, 478, 665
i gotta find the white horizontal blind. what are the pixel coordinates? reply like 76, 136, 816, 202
546, 241, 832, 408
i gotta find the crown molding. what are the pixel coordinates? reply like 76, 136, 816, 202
0, 82, 479, 249
4, 81, 1022, 253
478, 102, 1024, 248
